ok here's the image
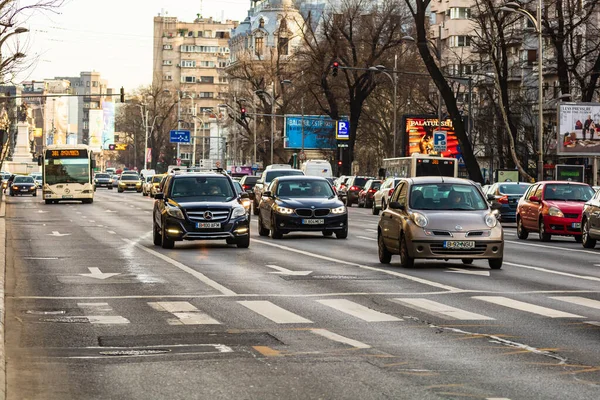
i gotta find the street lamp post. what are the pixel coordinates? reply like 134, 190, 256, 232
501, 1, 543, 181
369, 65, 397, 157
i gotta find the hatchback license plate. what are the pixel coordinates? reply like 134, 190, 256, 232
444, 240, 475, 249
197, 222, 221, 229
572, 222, 581, 229
302, 219, 324, 225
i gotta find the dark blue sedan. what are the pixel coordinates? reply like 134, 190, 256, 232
487, 182, 531, 222
10, 175, 37, 197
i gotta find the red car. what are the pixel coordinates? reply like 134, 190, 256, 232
357, 179, 382, 208
516, 181, 595, 242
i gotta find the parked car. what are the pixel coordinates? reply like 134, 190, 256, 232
516, 181, 595, 242
377, 177, 504, 269
357, 179, 382, 208
372, 177, 404, 215
343, 176, 375, 207
581, 188, 600, 248
485, 182, 531, 222
94, 173, 113, 190
257, 176, 347, 239
239, 175, 260, 200
9, 175, 37, 196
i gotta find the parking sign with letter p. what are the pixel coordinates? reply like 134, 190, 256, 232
433, 130, 447, 152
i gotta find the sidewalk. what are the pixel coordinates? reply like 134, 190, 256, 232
0, 192, 6, 400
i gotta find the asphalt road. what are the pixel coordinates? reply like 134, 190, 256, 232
4, 190, 600, 399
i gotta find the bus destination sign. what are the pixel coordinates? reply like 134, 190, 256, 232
46, 149, 86, 158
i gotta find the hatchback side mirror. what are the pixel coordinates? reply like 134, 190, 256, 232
529, 196, 540, 203
263, 190, 272, 198
240, 192, 249, 199
154, 193, 164, 200
389, 201, 405, 210
490, 201, 502, 210
487, 193, 495, 201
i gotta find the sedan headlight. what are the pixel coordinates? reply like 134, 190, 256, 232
331, 206, 347, 214
411, 212, 428, 228
165, 204, 185, 219
232, 206, 247, 218
548, 206, 564, 218
275, 205, 294, 215
485, 213, 498, 228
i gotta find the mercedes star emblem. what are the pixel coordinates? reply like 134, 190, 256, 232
204, 211, 213, 220
455, 225, 463, 231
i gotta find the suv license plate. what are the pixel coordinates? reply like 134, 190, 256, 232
572, 222, 581, 229
302, 219, 324, 225
443, 240, 475, 249
197, 222, 221, 229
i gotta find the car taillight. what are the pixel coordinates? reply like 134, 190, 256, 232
498, 195, 509, 204
243, 184, 250, 190
350, 186, 358, 191
368, 189, 376, 193
388, 188, 394, 196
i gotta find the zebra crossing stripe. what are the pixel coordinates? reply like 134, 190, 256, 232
148, 301, 220, 325
473, 297, 585, 318
77, 302, 130, 324
310, 328, 371, 349
238, 301, 312, 324
392, 298, 494, 320
550, 296, 600, 310
317, 299, 402, 322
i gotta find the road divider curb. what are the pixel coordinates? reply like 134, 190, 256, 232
0, 192, 6, 400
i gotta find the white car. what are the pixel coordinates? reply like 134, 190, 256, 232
372, 177, 404, 215
29, 173, 42, 188
142, 175, 154, 196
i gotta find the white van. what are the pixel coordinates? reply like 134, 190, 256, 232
263, 164, 293, 172
301, 160, 333, 178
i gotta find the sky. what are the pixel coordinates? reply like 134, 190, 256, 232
15, 0, 251, 90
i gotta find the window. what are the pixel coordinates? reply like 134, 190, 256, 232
86, 81, 90, 87
449, 35, 471, 47
200, 61, 216, 67
200, 76, 214, 83
255, 36, 264, 56
183, 76, 196, 83
163, 75, 173, 81
181, 45, 195, 52
83, 121, 89, 129
92, 81, 98, 87
218, 77, 228, 83
163, 44, 173, 50
527, 49, 537, 65
203, 30, 212, 38
163, 60, 173, 66
278, 37, 289, 56
199, 92, 213, 98
218, 61, 227, 68
450, 7, 471, 19
181, 60, 196, 68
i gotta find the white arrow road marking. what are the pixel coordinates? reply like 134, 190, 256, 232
48, 231, 71, 237
38, 210, 48, 213
356, 236, 377, 241
79, 267, 120, 280
265, 264, 312, 276
106, 210, 116, 213
446, 268, 491, 277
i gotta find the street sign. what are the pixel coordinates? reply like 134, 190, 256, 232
433, 130, 447, 152
170, 130, 191, 143
336, 120, 350, 140
337, 143, 349, 148
298, 151, 306, 161
252, 163, 259, 169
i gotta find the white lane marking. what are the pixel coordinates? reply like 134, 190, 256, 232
265, 264, 312, 276
446, 268, 490, 277
486, 398, 512, 400
504, 262, 600, 283
89, 220, 95, 223
97, 225, 103, 228
23, 257, 59, 260
77, 302, 130, 324
48, 231, 71, 237
253, 239, 463, 292
107, 231, 116, 235
124, 239, 236, 296
503, 232, 516, 236
145, 211, 151, 214
473, 296, 585, 318
310, 328, 371, 349
356, 236, 377, 241
506, 240, 600, 256
148, 301, 220, 325
392, 298, 494, 320
585, 321, 600, 326
238, 300, 312, 324
551, 296, 600, 310
82, 216, 87, 219
317, 299, 402, 322
365, 228, 377, 233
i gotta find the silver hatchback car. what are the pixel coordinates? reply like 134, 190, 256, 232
377, 177, 504, 269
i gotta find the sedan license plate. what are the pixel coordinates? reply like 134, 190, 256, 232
444, 240, 475, 249
302, 219, 324, 225
572, 222, 581, 229
197, 222, 221, 229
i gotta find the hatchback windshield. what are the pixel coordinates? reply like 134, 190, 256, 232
276, 179, 335, 198
498, 183, 530, 195
352, 178, 370, 187
410, 183, 488, 210
264, 170, 303, 183
171, 177, 234, 201
121, 175, 139, 181
95, 174, 110, 179
152, 175, 164, 183
543, 184, 594, 201
14, 176, 34, 184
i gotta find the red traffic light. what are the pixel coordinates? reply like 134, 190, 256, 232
332, 61, 339, 77
241, 108, 246, 113
337, 160, 342, 166
333, 62, 339, 67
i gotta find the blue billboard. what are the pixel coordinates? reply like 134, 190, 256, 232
284, 115, 338, 150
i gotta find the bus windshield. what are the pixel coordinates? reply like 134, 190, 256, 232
45, 159, 90, 185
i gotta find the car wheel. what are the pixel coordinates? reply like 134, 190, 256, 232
161, 226, 175, 249
372, 200, 380, 216
489, 258, 503, 269
382, 200, 387, 211
118, 188, 123, 193
109, 186, 113, 190
378, 233, 392, 264
236, 235, 250, 248
143, 192, 148, 196
516, 216, 529, 240
574, 235, 583, 243
461, 259, 474, 265
358, 198, 364, 208
322, 231, 333, 237
253, 199, 260, 215
582, 219, 597, 248
258, 214, 270, 237
44, 199, 51, 205
153, 222, 162, 246
335, 226, 348, 239
346, 198, 352, 207
366, 199, 372, 209
538, 219, 551, 242
32, 191, 37, 197
399, 233, 415, 268
271, 215, 283, 239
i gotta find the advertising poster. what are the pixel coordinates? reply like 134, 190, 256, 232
557, 103, 600, 155
88, 109, 104, 150
555, 164, 585, 182
403, 115, 462, 160
53, 96, 69, 145
102, 102, 115, 150
284, 115, 337, 149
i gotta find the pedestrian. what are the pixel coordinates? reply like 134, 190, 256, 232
583, 114, 593, 140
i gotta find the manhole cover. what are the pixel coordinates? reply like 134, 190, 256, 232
99, 349, 171, 356
26, 310, 66, 315
40, 316, 89, 323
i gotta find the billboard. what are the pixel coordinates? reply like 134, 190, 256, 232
284, 115, 337, 150
88, 109, 104, 150
557, 103, 600, 155
102, 102, 115, 150
403, 115, 462, 161
555, 164, 585, 182
45, 96, 69, 145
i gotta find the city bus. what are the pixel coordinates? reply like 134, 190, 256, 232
40, 144, 96, 204
381, 154, 458, 178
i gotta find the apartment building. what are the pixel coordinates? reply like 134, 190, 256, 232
153, 14, 238, 165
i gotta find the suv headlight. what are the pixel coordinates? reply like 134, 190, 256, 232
165, 204, 185, 219
548, 206, 564, 218
411, 212, 428, 228
232, 206, 247, 218
331, 206, 346, 214
485, 213, 498, 228
275, 205, 294, 215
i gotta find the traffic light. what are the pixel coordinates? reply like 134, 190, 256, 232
337, 160, 342, 166
120, 87, 125, 102
332, 61, 339, 77
241, 107, 247, 120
